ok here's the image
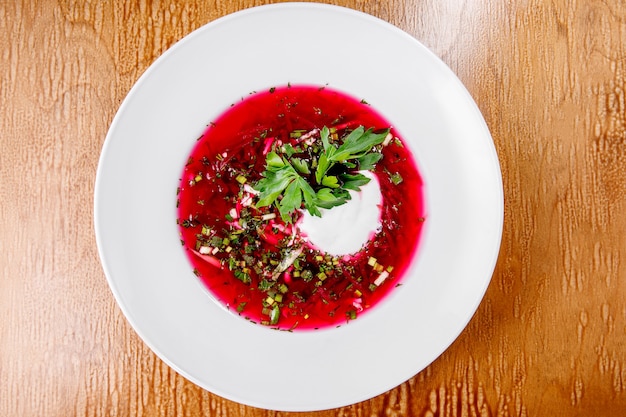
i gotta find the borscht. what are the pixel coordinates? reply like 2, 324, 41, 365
176, 85, 424, 330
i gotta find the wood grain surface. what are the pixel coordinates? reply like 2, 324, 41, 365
2, 1, 625, 416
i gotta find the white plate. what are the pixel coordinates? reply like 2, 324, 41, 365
94, 2, 503, 411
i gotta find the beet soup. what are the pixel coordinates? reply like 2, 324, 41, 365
176, 85, 425, 330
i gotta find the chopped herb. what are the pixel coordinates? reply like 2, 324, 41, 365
270, 304, 280, 325
181, 218, 196, 228
301, 270, 313, 282
258, 279, 273, 291
253, 125, 389, 222
234, 270, 251, 284
390, 172, 403, 185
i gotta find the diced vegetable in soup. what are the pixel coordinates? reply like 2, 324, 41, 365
177, 85, 424, 330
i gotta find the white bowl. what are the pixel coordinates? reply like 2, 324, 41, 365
94, 2, 503, 411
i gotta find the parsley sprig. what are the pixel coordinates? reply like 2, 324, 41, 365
254, 125, 390, 222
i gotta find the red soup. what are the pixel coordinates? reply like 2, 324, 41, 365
177, 85, 425, 330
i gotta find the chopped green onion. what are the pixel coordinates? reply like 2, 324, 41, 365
390, 172, 403, 185
270, 305, 280, 325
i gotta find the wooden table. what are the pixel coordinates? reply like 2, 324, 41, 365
2, 1, 625, 416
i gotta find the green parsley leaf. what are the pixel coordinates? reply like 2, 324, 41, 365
315, 188, 350, 209
340, 172, 371, 191
253, 125, 390, 221
279, 180, 302, 221
321, 175, 340, 188
283, 143, 296, 157
315, 151, 332, 184
255, 165, 298, 207
331, 127, 389, 162
357, 152, 383, 171
291, 157, 310, 174
266, 151, 285, 167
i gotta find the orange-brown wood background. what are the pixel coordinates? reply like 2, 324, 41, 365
2, 1, 626, 416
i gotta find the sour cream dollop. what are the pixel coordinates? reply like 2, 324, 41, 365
297, 171, 382, 256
